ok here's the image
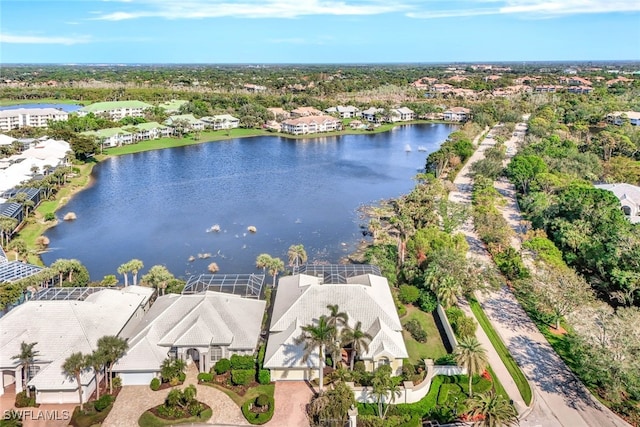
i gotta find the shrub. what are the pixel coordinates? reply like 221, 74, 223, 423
112, 377, 122, 389
14, 391, 36, 408
398, 285, 420, 304
494, 247, 530, 280
255, 394, 270, 408
214, 358, 231, 374
150, 377, 161, 391
258, 369, 270, 385
453, 316, 477, 338
178, 372, 186, 382
197, 373, 213, 383
241, 393, 275, 424
230, 354, 255, 370
354, 361, 366, 373
93, 394, 114, 412
44, 212, 55, 221
257, 344, 266, 368
169, 377, 181, 386
417, 290, 438, 313
435, 354, 457, 366
445, 306, 464, 325
405, 319, 427, 343
231, 369, 254, 386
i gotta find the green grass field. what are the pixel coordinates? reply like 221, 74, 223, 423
469, 298, 533, 405
402, 306, 449, 364
0, 98, 87, 106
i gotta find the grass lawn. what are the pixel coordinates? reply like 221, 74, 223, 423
469, 298, 532, 405
0, 98, 87, 106
137, 407, 212, 427
205, 383, 274, 408
69, 404, 114, 427
401, 305, 448, 365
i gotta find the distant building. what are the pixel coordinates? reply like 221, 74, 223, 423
281, 115, 341, 135
78, 101, 153, 120
200, 114, 240, 130
325, 106, 361, 119
157, 100, 188, 114
606, 111, 640, 126
267, 108, 290, 120
567, 86, 593, 94
443, 107, 471, 122
392, 107, 415, 121
290, 107, 323, 118
595, 183, 640, 223
0, 108, 68, 132
243, 83, 267, 93
164, 114, 205, 132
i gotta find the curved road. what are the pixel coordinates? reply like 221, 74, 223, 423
449, 122, 631, 427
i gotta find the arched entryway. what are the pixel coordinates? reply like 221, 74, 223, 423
186, 348, 201, 372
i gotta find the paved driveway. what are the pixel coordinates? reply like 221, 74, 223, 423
265, 381, 313, 427
103, 365, 247, 427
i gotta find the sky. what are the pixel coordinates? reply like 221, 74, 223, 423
1, 0, 639, 64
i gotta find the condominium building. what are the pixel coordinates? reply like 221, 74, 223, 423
78, 101, 153, 120
0, 108, 69, 131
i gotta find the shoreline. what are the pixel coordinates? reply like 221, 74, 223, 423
18, 120, 448, 269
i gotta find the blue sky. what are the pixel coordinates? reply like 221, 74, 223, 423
1, 0, 639, 63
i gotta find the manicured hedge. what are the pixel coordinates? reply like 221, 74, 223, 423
214, 358, 231, 374
150, 377, 160, 391
93, 394, 114, 412
258, 369, 270, 385
231, 369, 254, 386
230, 354, 255, 370
241, 393, 274, 425
197, 372, 213, 383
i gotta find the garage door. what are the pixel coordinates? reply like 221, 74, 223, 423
119, 372, 156, 386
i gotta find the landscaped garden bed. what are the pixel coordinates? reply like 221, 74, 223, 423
138, 385, 212, 427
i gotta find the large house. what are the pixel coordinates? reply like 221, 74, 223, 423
267, 108, 290, 120
82, 122, 172, 147
443, 107, 471, 122
281, 115, 341, 135
200, 114, 240, 130
0, 108, 69, 132
264, 265, 408, 381
290, 107, 323, 118
361, 107, 384, 123
0, 287, 153, 404
606, 111, 640, 126
325, 106, 361, 119
392, 107, 415, 122
78, 101, 153, 120
114, 291, 265, 385
595, 183, 640, 223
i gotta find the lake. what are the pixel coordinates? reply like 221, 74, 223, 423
42, 123, 455, 281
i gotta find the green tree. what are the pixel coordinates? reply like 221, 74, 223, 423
12, 342, 39, 398
294, 315, 335, 393
126, 259, 144, 286
287, 244, 308, 269
307, 380, 356, 426
466, 391, 519, 427
96, 336, 128, 394
536, 266, 594, 330
455, 336, 488, 397
85, 350, 107, 400
341, 321, 372, 371
326, 304, 349, 369
0, 217, 18, 247
255, 253, 272, 273
141, 265, 174, 295
506, 155, 548, 194
371, 365, 402, 420
62, 352, 87, 410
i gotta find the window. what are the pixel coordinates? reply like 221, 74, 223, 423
377, 357, 390, 368
210, 346, 223, 362
168, 347, 178, 360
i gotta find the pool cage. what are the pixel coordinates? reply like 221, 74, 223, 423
292, 264, 382, 284
32, 287, 108, 301
182, 273, 265, 299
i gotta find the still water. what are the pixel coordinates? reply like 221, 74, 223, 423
0, 103, 83, 112
42, 124, 455, 281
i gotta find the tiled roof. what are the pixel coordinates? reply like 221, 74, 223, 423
80, 101, 153, 113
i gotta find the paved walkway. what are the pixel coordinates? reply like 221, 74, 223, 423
450, 122, 631, 427
265, 381, 313, 427
103, 364, 248, 427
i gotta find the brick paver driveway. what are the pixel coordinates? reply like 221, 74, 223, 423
103, 365, 247, 427
265, 381, 313, 427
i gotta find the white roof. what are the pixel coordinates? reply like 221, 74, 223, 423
264, 273, 408, 369
394, 107, 414, 114
361, 107, 383, 115
115, 291, 265, 372
595, 183, 640, 222
0, 287, 151, 391
0, 134, 16, 146
0, 108, 68, 118
16, 139, 70, 162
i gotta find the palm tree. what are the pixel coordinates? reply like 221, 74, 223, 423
371, 365, 402, 420
85, 350, 107, 400
127, 259, 144, 286
435, 276, 462, 308
294, 315, 335, 394
12, 342, 39, 398
62, 352, 87, 410
267, 257, 285, 287
455, 337, 489, 397
7, 238, 28, 262
466, 391, 519, 427
255, 253, 272, 273
141, 265, 174, 296
326, 304, 349, 368
341, 321, 372, 370
0, 217, 18, 247
96, 336, 128, 394
287, 244, 308, 269
117, 262, 131, 286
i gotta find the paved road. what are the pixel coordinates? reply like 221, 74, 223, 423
450, 122, 631, 427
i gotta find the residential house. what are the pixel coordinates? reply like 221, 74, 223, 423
567, 86, 593, 94
114, 291, 265, 385
325, 106, 361, 119
443, 107, 471, 122
264, 265, 408, 381
78, 101, 153, 120
133, 122, 172, 139
164, 114, 205, 132
267, 108, 290, 120
243, 83, 267, 93
534, 85, 562, 93
607, 77, 634, 86
0, 202, 23, 226
0, 287, 153, 403
606, 111, 640, 126
290, 107, 323, 118
595, 183, 640, 223
392, 107, 415, 122
280, 115, 341, 135
361, 107, 384, 123
0, 108, 68, 132
200, 114, 240, 130
431, 83, 454, 93
157, 100, 188, 114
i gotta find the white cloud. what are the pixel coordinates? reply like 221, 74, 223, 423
0, 33, 92, 45
407, 0, 640, 19
93, 0, 409, 20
